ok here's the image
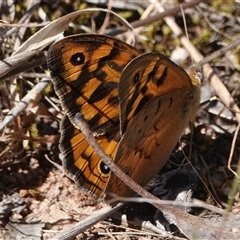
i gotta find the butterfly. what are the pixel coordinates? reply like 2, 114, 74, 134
47, 34, 201, 199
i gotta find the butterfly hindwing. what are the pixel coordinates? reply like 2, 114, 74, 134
60, 115, 119, 196
106, 52, 201, 198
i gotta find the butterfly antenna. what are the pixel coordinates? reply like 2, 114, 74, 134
180, 4, 193, 66
180, 5, 204, 80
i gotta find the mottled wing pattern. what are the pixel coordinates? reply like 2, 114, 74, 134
106, 52, 201, 198
60, 115, 119, 196
47, 34, 141, 132
47, 34, 141, 197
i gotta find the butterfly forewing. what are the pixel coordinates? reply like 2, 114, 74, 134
47, 34, 141, 197
106, 52, 201, 198
47, 34, 141, 132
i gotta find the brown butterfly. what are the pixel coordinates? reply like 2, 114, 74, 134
47, 34, 201, 199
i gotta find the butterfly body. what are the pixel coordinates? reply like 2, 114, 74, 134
47, 34, 201, 199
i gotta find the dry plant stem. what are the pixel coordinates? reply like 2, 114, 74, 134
5, 1, 40, 38
110, 211, 171, 236
197, 6, 232, 40
228, 123, 240, 178
71, 113, 240, 240
201, 38, 240, 65
226, 158, 240, 213
113, 196, 225, 215
205, 65, 240, 122
12, 8, 136, 56
54, 204, 125, 240
199, 154, 225, 207
0, 22, 49, 28
0, 57, 46, 81
9, 1, 40, 123
13, 1, 40, 49
164, 14, 240, 123
180, 139, 222, 208
0, 50, 37, 79
0, 79, 50, 133
125, 3, 155, 44
98, 0, 113, 34
108, 0, 207, 36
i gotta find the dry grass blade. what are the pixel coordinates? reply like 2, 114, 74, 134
0, 79, 50, 132
108, 0, 206, 36
55, 204, 125, 240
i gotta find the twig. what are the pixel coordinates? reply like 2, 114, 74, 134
0, 79, 50, 133
54, 204, 125, 240
107, 0, 207, 36
227, 123, 240, 178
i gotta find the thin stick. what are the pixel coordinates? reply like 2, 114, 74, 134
0, 79, 50, 133
71, 113, 161, 204
227, 123, 240, 178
